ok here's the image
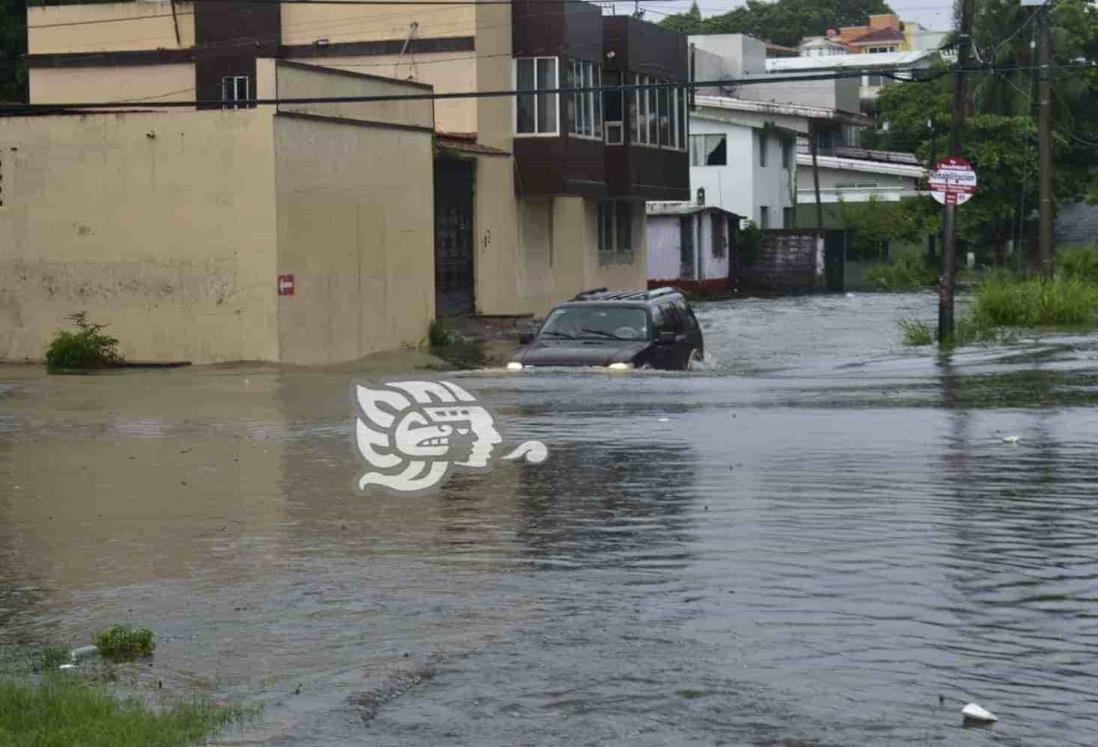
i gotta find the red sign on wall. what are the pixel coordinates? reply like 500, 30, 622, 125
278, 274, 295, 296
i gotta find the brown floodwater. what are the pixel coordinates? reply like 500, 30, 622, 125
2, 292, 1097, 745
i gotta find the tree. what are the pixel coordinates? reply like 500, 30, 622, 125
659, 0, 894, 48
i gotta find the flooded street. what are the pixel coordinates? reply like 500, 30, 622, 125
3, 292, 1098, 745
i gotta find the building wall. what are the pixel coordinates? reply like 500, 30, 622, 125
0, 109, 279, 363
690, 117, 755, 218
28, 1, 197, 53
753, 129, 795, 228
647, 212, 730, 284
647, 217, 682, 281
272, 113, 434, 364
30, 64, 196, 106
795, 163, 919, 203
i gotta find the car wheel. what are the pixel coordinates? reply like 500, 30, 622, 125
687, 349, 703, 370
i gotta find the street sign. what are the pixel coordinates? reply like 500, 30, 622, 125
928, 157, 977, 206
278, 274, 295, 296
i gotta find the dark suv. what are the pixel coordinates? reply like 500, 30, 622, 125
507, 288, 704, 371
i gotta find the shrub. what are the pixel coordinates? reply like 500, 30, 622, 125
899, 318, 934, 346
37, 646, 70, 672
427, 319, 456, 347
1056, 244, 1098, 284
863, 251, 937, 292
45, 312, 121, 373
972, 275, 1098, 327
94, 626, 154, 661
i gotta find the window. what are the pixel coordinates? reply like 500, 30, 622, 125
673, 297, 699, 331
633, 75, 656, 146
570, 59, 602, 139
677, 87, 687, 149
630, 76, 686, 149
598, 200, 633, 261
516, 57, 559, 135
710, 213, 726, 258
659, 301, 682, 333
604, 70, 623, 145
760, 205, 770, 229
783, 206, 794, 228
658, 86, 671, 146
781, 140, 793, 170
689, 134, 726, 166
221, 76, 249, 109
758, 132, 769, 167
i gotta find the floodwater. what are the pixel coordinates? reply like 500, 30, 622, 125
2, 292, 1098, 746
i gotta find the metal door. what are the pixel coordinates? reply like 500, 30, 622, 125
434, 158, 475, 315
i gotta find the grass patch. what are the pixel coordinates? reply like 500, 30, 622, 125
95, 626, 154, 662
45, 312, 122, 373
1056, 244, 1098, 284
427, 319, 457, 347
863, 251, 937, 292
0, 676, 245, 747
899, 318, 934, 346
972, 275, 1098, 327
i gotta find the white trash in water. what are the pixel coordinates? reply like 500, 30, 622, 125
1002, 436, 1021, 444
70, 645, 99, 660
58, 663, 77, 671
657, 417, 669, 422
962, 703, 997, 723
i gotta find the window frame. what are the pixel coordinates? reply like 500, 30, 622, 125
221, 75, 250, 110
689, 133, 727, 167
514, 56, 561, 138
598, 200, 635, 263
569, 58, 603, 141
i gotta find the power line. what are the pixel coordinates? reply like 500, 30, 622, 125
3, 62, 1093, 114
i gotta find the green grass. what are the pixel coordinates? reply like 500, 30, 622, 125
95, 626, 154, 662
1056, 245, 1098, 284
863, 251, 937, 292
0, 676, 245, 747
972, 275, 1098, 327
427, 319, 456, 347
899, 318, 934, 346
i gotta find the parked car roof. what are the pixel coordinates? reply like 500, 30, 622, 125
565, 287, 682, 304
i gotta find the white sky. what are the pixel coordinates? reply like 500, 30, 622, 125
636, 0, 956, 36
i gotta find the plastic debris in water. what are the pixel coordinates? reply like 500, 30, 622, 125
58, 663, 77, 671
70, 645, 99, 660
962, 703, 997, 723
1002, 436, 1021, 444
657, 417, 669, 422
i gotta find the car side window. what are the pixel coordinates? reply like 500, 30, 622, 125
673, 298, 699, 331
649, 305, 664, 335
659, 303, 682, 334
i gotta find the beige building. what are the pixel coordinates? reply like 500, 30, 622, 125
1, 61, 435, 364
6, 0, 690, 364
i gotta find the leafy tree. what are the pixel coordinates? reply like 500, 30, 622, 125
659, 0, 894, 48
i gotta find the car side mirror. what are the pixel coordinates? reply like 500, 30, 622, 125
658, 331, 676, 344
519, 332, 534, 345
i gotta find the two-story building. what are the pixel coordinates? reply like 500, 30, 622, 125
2, 0, 689, 364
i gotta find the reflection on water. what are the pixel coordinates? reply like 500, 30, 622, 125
2, 293, 1098, 745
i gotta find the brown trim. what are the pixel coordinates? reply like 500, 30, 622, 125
274, 110, 434, 134
276, 59, 433, 90
281, 36, 474, 59
27, 49, 194, 68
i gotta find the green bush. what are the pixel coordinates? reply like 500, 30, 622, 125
45, 312, 121, 373
863, 251, 937, 291
0, 676, 244, 747
1056, 245, 1098, 284
94, 626, 154, 662
899, 318, 934, 346
428, 319, 456, 347
972, 275, 1098, 327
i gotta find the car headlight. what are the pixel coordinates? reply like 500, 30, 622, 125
506, 361, 524, 371
607, 362, 634, 371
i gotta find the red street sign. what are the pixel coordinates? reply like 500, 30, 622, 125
928, 157, 977, 206
278, 274, 295, 296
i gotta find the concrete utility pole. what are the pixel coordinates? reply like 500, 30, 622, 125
939, 0, 974, 343
1037, 3, 1054, 277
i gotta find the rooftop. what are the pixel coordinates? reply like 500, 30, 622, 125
646, 202, 743, 218
849, 27, 906, 45
693, 94, 871, 127
794, 152, 927, 178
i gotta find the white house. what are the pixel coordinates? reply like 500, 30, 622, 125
766, 50, 936, 112
795, 146, 926, 208
688, 95, 870, 229
646, 203, 741, 292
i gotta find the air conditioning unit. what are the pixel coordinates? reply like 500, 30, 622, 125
605, 122, 624, 145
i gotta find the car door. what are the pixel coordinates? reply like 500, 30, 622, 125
655, 301, 692, 369
673, 297, 704, 360
651, 302, 679, 369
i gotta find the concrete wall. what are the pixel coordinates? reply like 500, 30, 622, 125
795, 163, 918, 203
740, 231, 824, 291
28, 1, 196, 53
30, 64, 196, 106
0, 109, 279, 363
273, 114, 434, 364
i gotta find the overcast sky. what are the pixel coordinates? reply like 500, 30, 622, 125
637, 0, 956, 36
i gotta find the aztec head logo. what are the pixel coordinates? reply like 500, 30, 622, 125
354, 380, 547, 493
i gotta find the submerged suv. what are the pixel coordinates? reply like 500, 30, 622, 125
507, 288, 704, 371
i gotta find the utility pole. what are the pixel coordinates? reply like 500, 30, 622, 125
1037, 3, 1054, 277
810, 122, 824, 229
939, 0, 974, 343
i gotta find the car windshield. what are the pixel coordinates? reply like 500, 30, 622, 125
538, 306, 649, 341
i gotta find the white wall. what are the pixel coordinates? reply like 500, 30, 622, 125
648, 217, 682, 281
795, 164, 919, 203
691, 116, 794, 228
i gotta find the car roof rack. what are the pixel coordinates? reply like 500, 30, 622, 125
571, 287, 680, 302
